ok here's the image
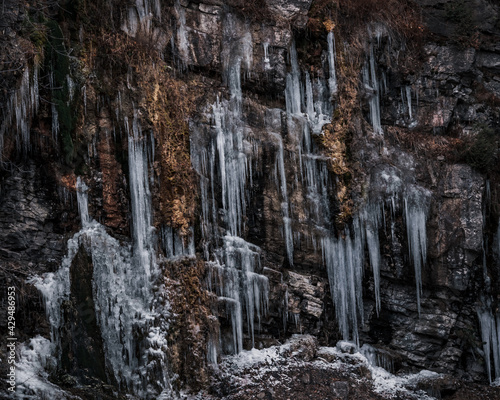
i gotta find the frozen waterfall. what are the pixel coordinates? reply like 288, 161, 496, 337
29, 114, 172, 399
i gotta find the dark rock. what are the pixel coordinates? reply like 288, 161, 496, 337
330, 381, 349, 399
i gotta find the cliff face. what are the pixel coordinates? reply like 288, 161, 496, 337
1, 0, 500, 399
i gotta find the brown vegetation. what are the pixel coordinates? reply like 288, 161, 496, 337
138, 65, 198, 236
163, 259, 215, 391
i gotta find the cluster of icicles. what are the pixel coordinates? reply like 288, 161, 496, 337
188, 13, 431, 362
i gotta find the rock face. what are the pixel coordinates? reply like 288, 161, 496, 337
0, 163, 69, 268
1, 0, 500, 398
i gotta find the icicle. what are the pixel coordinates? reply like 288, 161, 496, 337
263, 42, 270, 69
76, 177, 90, 227
305, 71, 316, 123
51, 103, 59, 146
127, 110, 156, 295
241, 30, 253, 74
404, 189, 429, 315
161, 226, 195, 259
0, 66, 39, 158
271, 132, 294, 266
406, 86, 412, 120
121, 0, 161, 37
285, 42, 302, 115
360, 344, 395, 373
327, 31, 338, 97
221, 236, 269, 351
362, 45, 382, 135
322, 228, 364, 346
360, 203, 382, 315
67, 75, 75, 102
283, 287, 289, 332
478, 308, 500, 383
82, 85, 87, 116
191, 20, 268, 357
207, 340, 218, 364
212, 95, 248, 236
33, 166, 172, 398
175, 0, 189, 64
